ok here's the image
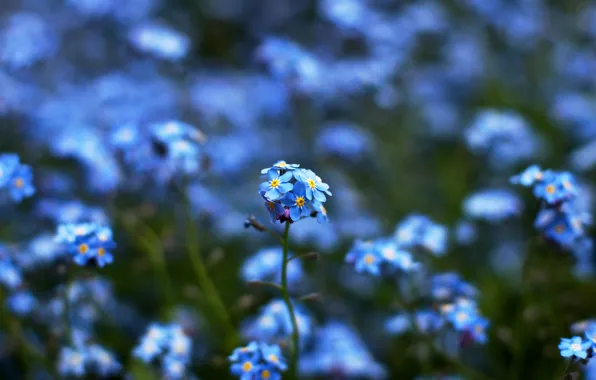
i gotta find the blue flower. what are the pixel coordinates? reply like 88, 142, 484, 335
510, 165, 544, 187
87, 345, 122, 377
7, 290, 37, 317
0, 153, 19, 188
295, 169, 332, 202
260, 169, 294, 201
281, 181, 311, 221
229, 342, 286, 379
312, 201, 329, 224
261, 160, 300, 174
559, 336, 592, 359
56, 224, 116, 268
58, 347, 88, 378
533, 171, 577, 205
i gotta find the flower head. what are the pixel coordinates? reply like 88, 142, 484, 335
559, 336, 592, 359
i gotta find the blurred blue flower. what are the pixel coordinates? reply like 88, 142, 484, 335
0, 13, 58, 69
229, 341, 286, 379
315, 122, 374, 160
463, 189, 522, 222
7, 290, 37, 317
241, 247, 305, 288
394, 214, 448, 256
128, 23, 191, 61
465, 110, 540, 168
558, 336, 591, 359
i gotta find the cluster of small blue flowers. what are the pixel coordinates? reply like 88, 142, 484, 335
229, 341, 287, 380
241, 247, 305, 289
259, 161, 331, 224
394, 214, 448, 256
386, 273, 489, 346
0, 153, 35, 203
58, 343, 121, 378
345, 238, 420, 276
133, 323, 193, 379
241, 299, 314, 349
465, 110, 540, 168
512, 165, 593, 274
55, 223, 116, 268
300, 321, 387, 379
463, 189, 523, 223
558, 320, 596, 379
110, 120, 207, 185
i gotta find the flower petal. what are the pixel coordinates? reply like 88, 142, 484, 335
280, 171, 293, 182
278, 182, 293, 193
267, 169, 278, 181
290, 206, 301, 221
313, 190, 326, 202
265, 188, 281, 200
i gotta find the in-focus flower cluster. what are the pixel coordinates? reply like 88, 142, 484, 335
133, 323, 193, 379
0, 153, 35, 203
55, 223, 116, 267
259, 161, 331, 224
229, 341, 287, 380
512, 165, 593, 275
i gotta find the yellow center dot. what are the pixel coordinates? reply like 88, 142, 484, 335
268, 354, 278, 363
535, 172, 543, 180
555, 224, 565, 233
242, 361, 253, 372
456, 312, 468, 322
277, 162, 286, 167
261, 370, 271, 379
364, 254, 375, 264
545, 184, 555, 194
97, 248, 105, 256
270, 179, 280, 188
14, 178, 24, 188
267, 202, 275, 210
307, 179, 317, 189
78, 244, 89, 254
296, 197, 305, 207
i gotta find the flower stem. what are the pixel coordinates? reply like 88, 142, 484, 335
280, 221, 300, 379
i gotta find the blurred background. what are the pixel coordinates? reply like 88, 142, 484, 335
1, 0, 596, 379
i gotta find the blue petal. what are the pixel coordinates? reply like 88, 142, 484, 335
305, 186, 313, 200
317, 182, 329, 191
313, 190, 326, 202
278, 183, 293, 193
267, 169, 278, 181
259, 182, 270, 192
560, 350, 573, 357
279, 171, 293, 182
293, 181, 306, 196
281, 193, 297, 206
265, 188, 281, 200
577, 350, 588, 359
290, 206, 301, 221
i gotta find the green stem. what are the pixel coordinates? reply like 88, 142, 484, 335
280, 222, 300, 380
184, 207, 238, 351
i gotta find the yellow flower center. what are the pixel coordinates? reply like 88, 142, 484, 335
555, 224, 565, 233
78, 244, 89, 254
98, 233, 108, 241
364, 254, 375, 264
571, 343, 582, 351
535, 172, 543, 180
270, 179, 280, 188
455, 312, 468, 322
97, 247, 105, 257
261, 370, 271, 379
242, 361, 253, 372
563, 180, 572, 190
320, 205, 327, 216
546, 184, 555, 194
307, 179, 317, 189
267, 202, 275, 210
296, 196, 305, 207
268, 354, 278, 363
14, 178, 24, 188
277, 162, 287, 167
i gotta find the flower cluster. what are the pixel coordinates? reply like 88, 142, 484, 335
259, 161, 331, 224
241, 247, 305, 288
241, 299, 314, 349
394, 214, 448, 256
511, 165, 593, 273
440, 297, 490, 344
229, 341, 287, 380
55, 223, 116, 268
465, 109, 540, 168
345, 238, 420, 276
111, 120, 207, 184
133, 323, 193, 379
58, 343, 122, 378
0, 153, 35, 203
